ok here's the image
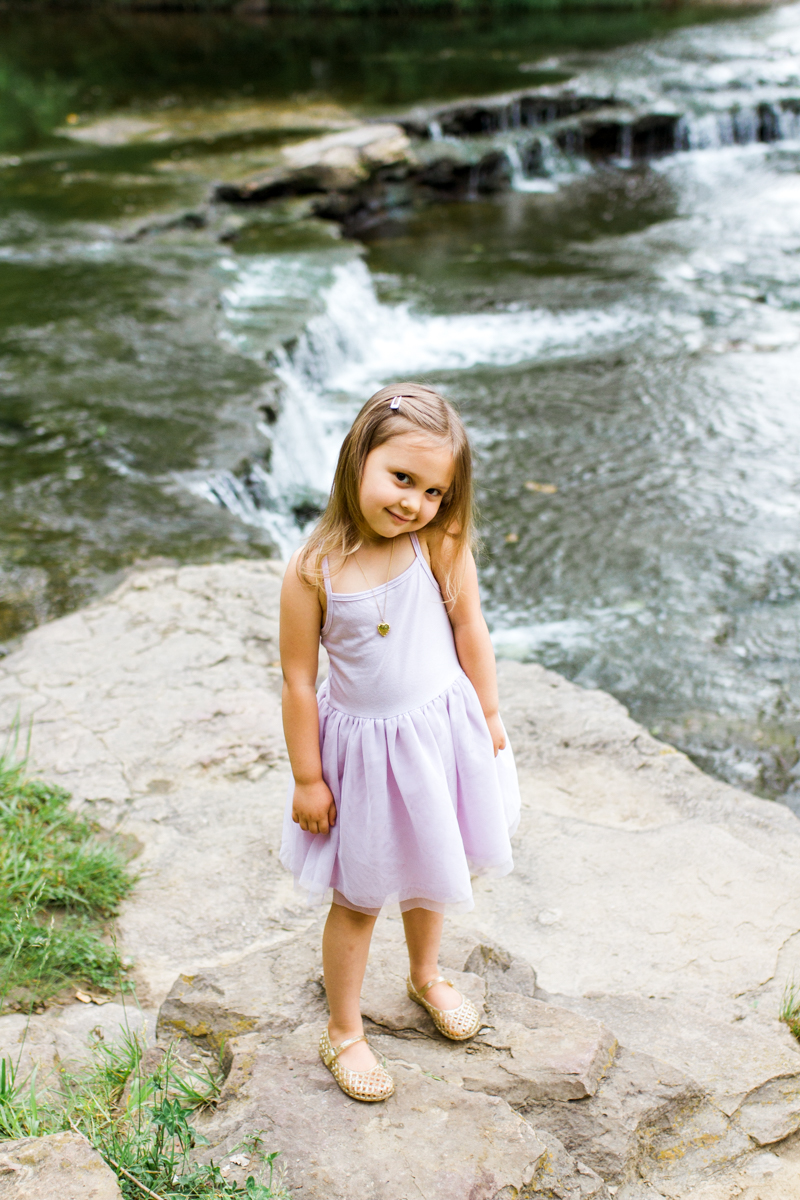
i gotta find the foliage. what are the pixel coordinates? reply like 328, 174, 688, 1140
0, 4, 750, 154
0, 1027, 290, 1199
10, 0, 673, 11
0, 1055, 43, 1140
0, 754, 134, 1004
780, 979, 800, 1044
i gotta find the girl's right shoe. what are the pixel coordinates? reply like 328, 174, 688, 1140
319, 1028, 395, 1102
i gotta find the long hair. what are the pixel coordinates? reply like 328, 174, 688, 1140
299, 382, 474, 604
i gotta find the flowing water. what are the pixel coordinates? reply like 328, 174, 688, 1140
2, 4, 800, 811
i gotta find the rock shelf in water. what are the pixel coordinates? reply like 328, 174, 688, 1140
214, 84, 800, 234
1, 560, 800, 1197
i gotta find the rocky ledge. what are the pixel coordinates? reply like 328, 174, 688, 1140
1, 560, 800, 1199
214, 84, 800, 234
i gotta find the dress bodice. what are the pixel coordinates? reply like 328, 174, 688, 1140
321, 534, 463, 719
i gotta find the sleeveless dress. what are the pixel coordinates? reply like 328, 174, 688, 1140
279, 533, 521, 915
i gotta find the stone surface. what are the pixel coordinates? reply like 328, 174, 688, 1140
735, 1075, 800, 1146
0, 1131, 121, 1199
464, 938, 538, 997
0, 560, 296, 1006
193, 1025, 609, 1200
3, 559, 800, 1198
0, 1001, 155, 1098
547, 991, 800, 1129
520, 1046, 704, 1185
473, 990, 618, 1102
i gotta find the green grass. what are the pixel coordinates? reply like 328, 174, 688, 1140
0, 753, 134, 1006
780, 980, 800, 1044
0, 750, 289, 1196
0, 1027, 290, 1199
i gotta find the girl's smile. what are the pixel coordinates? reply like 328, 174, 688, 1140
359, 432, 454, 540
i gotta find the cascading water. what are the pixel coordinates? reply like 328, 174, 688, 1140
424, 7, 800, 192
190, 255, 644, 556
504, 144, 559, 194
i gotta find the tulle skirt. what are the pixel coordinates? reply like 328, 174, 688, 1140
280, 672, 520, 915
280, 672, 520, 912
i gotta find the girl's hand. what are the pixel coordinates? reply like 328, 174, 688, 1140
485, 712, 506, 757
292, 779, 337, 835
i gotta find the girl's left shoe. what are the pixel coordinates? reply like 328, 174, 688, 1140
406, 974, 481, 1040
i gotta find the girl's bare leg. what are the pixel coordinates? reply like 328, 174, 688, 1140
402, 907, 461, 1011
323, 902, 379, 1070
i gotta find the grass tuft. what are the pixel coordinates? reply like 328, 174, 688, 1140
780, 979, 800, 1043
0, 753, 134, 1005
0, 744, 289, 1197
0, 1027, 290, 1199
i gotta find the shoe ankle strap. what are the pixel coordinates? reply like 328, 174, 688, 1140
323, 1032, 366, 1065
416, 975, 449, 999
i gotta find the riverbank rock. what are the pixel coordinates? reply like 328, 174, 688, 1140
2, 559, 800, 1198
194, 1024, 610, 1200
0, 1131, 121, 1200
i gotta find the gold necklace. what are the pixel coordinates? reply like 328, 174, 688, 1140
354, 538, 394, 637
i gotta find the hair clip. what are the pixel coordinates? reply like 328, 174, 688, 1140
389, 396, 401, 411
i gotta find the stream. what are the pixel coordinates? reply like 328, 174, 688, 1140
1, 4, 800, 811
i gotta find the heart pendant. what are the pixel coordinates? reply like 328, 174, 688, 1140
377, 622, 390, 637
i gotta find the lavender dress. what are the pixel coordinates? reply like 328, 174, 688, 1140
280, 533, 520, 915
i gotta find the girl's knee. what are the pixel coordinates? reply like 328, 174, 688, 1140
329, 901, 376, 929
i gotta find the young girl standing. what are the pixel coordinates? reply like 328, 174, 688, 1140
279, 382, 520, 1102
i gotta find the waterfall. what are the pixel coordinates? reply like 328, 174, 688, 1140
186, 255, 644, 554
505, 143, 548, 193
673, 101, 800, 152
505, 139, 573, 193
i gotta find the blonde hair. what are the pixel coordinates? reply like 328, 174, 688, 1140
299, 382, 474, 604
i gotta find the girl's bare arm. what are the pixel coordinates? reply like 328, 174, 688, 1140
428, 538, 506, 755
280, 551, 337, 834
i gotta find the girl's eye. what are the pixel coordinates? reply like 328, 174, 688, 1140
426, 487, 442, 496
394, 472, 411, 483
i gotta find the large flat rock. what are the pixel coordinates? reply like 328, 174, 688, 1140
0, 1131, 121, 1200
0, 561, 298, 1005
193, 1024, 609, 1200
2, 559, 800, 1198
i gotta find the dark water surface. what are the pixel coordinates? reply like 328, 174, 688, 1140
2, 3, 800, 811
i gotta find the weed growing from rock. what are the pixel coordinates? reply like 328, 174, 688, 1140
0, 1054, 43, 1139
780, 979, 800, 1043
0, 1025, 289, 1199
0, 754, 134, 1007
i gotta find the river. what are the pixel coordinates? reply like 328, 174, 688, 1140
1, 3, 799, 812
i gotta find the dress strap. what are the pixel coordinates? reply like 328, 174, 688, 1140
409, 533, 441, 593
321, 556, 334, 636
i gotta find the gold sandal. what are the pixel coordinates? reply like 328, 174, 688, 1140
407, 974, 482, 1041
319, 1028, 395, 1102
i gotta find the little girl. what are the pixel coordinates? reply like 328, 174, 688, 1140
279, 382, 520, 1102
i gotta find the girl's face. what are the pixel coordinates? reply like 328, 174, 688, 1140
359, 431, 454, 540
